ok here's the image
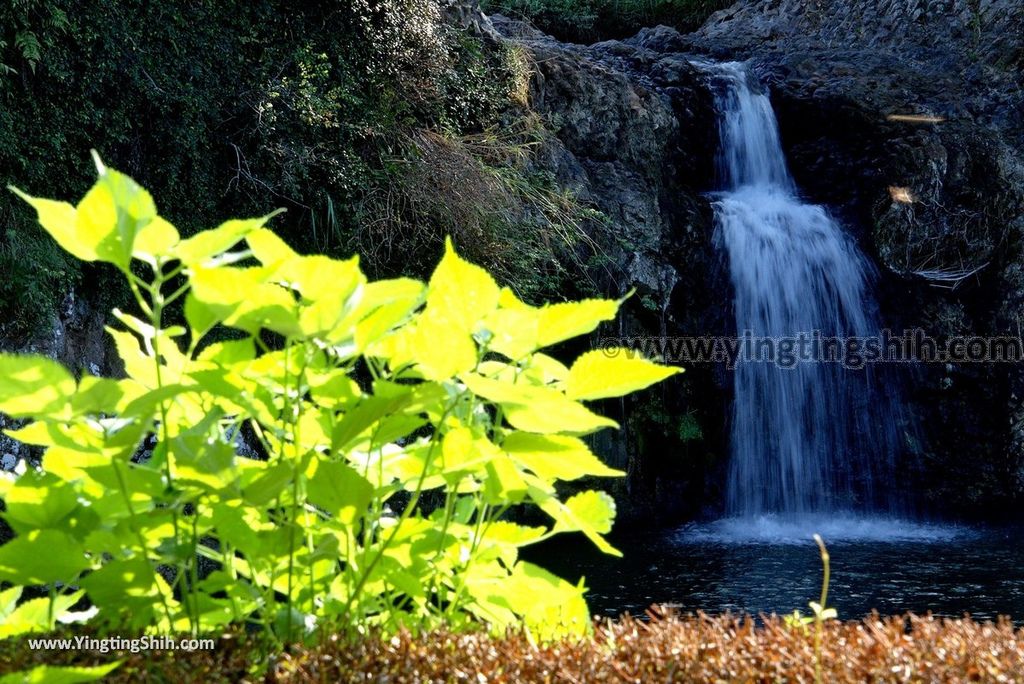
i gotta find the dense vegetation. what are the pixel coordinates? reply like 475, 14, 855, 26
480, 0, 730, 43
0, 158, 678, 679
0, 0, 600, 340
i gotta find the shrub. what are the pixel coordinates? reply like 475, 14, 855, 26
481, 0, 731, 43
0, 157, 678, 657
0, 0, 540, 337
4, 612, 1024, 682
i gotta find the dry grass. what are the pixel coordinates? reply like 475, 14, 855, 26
353, 124, 603, 301
4, 609, 1024, 682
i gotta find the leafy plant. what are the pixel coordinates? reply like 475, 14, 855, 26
0, 156, 679, 656
784, 534, 836, 683
0, 0, 537, 337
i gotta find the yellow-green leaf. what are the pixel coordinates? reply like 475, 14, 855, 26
503, 432, 623, 481
0, 530, 89, 584
537, 299, 619, 347
0, 662, 122, 684
132, 215, 180, 263
531, 486, 620, 556
7, 188, 96, 261
306, 459, 373, 524
426, 237, 499, 331
0, 354, 75, 418
461, 373, 616, 434
561, 490, 616, 534
409, 312, 478, 381
174, 213, 280, 265
483, 307, 539, 360
566, 348, 681, 400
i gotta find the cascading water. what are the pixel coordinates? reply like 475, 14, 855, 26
703, 62, 906, 519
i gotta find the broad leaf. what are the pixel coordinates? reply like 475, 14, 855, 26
537, 299, 618, 348
0, 354, 75, 418
566, 348, 681, 400
426, 237, 500, 331
503, 432, 624, 481
306, 459, 373, 524
0, 530, 89, 584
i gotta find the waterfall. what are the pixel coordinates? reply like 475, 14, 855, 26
703, 62, 905, 517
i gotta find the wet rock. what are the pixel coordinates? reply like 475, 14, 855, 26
493, 15, 726, 523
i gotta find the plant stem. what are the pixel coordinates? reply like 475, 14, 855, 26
813, 533, 830, 684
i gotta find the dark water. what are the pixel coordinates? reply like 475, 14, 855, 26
538, 516, 1024, 622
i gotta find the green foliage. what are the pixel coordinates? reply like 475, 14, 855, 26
0, 0, 551, 338
481, 0, 731, 43
0, 161, 679, 653
0, 0, 69, 75
0, 225, 78, 336
0, 662, 120, 684
678, 412, 703, 442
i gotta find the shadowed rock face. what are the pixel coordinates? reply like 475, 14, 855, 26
493, 0, 1024, 520
492, 15, 730, 523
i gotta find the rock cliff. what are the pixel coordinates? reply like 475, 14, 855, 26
491, 0, 1024, 519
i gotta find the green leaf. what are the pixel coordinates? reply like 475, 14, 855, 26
561, 490, 616, 535
410, 312, 478, 381
306, 459, 373, 524
0, 586, 23, 620
351, 278, 425, 348
189, 265, 300, 336
170, 437, 237, 492
507, 561, 590, 639
174, 213, 281, 265
532, 488, 620, 556
426, 237, 500, 331
440, 427, 491, 480
537, 299, 619, 348
503, 432, 624, 481
79, 558, 165, 613
461, 373, 617, 435
242, 462, 294, 506
480, 521, 546, 547
7, 188, 95, 262
250, 228, 363, 300
0, 662, 121, 684
184, 292, 221, 340
331, 388, 413, 452
0, 530, 89, 584
85, 161, 157, 269
485, 308, 540, 360
1, 471, 80, 534
0, 354, 75, 418
16, 156, 161, 271
566, 348, 681, 400
71, 377, 140, 416
483, 453, 528, 504
132, 215, 180, 264
0, 591, 86, 639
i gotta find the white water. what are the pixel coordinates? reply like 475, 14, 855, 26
676, 515, 974, 546
705, 62, 906, 519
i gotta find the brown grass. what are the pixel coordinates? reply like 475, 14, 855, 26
4, 609, 1024, 682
